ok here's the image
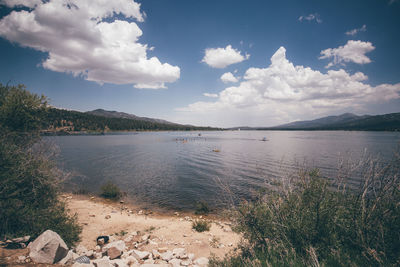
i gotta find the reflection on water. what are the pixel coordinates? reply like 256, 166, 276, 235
47, 131, 400, 211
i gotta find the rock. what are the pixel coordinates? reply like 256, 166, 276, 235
93, 257, 112, 267
144, 258, 155, 264
160, 251, 173, 261
105, 215, 111, 219
228, 243, 233, 247
194, 257, 209, 266
94, 252, 103, 259
125, 255, 139, 265
17, 256, 26, 263
157, 247, 168, 253
11, 236, 30, 243
131, 249, 150, 260
141, 234, 150, 241
188, 254, 195, 260
172, 248, 186, 258
152, 249, 160, 259
29, 230, 69, 264
181, 259, 191, 266
110, 258, 129, 267
102, 240, 125, 253
59, 250, 75, 265
140, 264, 169, 267
169, 258, 181, 266
107, 246, 122, 259
76, 245, 89, 256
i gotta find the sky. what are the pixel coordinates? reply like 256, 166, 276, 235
0, 0, 399, 127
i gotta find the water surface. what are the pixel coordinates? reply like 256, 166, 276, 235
48, 131, 400, 210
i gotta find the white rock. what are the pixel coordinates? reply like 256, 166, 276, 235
131, 250, 150, 260
172, 248, 186, 259
110, 258, 129, 267
72, 263, 94, 267
143, 258, 155, 264
28, 230, 69, 264
169, 258, 181, 266
93, 257, 112, 267
157, 247, 168, 253
125, 256, 139, 265
188, 253, 195, 260
194, 257, 209, 266
76, 245, 89, 256
142, 235, 150, 241
17, 256, 26, 263
181, 259, 192, 266
152, 249, 161, 259
160, 251, 173, 261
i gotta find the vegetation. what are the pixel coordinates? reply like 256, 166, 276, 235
195, 201, 211, 215
0, 83, 81, 247
100, 181, 122, 200
192, 220, 211, 232
41, 107, 219, 134
210, 153, 400, 266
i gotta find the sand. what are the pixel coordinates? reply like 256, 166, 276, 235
64, 194, 241, 260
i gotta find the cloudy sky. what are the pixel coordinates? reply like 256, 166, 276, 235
0, 0, 399, 127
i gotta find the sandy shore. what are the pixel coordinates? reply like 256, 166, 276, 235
64, 194, 241, 260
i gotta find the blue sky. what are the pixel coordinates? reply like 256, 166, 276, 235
0, 0, 399, 127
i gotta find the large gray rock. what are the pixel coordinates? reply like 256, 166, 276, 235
28, 230, 69, 264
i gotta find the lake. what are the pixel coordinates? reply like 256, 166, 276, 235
48, 131, 400, 211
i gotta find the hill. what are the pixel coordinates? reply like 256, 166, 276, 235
41, 108, 218, 134
266, 112, 400, 131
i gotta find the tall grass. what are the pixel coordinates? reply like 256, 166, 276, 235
210, 150, 400, 266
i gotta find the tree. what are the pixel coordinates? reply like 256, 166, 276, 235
0, 83, 80, 246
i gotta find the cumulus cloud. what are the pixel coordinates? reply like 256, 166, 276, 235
0, 0, 180, 89
345, 24, 367, 36
202, 45, 249, 68
220, 72, 239, 83
178, 47, 400, 127
298, 13, 322, 23
319, 40, 375, 68
203, 93, 218, 98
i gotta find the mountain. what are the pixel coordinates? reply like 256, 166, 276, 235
265, 112, 400, 131
86, 109, 175, 125
275, 113, 370, 129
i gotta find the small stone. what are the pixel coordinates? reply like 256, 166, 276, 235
194, 257, 209, 266
105, 215, 111, 219
89, 214, 96, 217
142, 234, 150, 241
160, 251, 173, 261
93, 257, 112, 267
157, 247, 168, 253
188, 253, 195, 260
181, 259, 191, 266
17, 256, 26, 262
172, 248, 186, 258
228, 243, 233, 247
144, 258, 155, 264
152, 249, 161, 259
169, 258, 181, 266
107, 247, 122, 259
131, 249, 150, 260
110, 258, 128, 267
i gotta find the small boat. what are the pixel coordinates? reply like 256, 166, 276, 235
261, 137, 267, 141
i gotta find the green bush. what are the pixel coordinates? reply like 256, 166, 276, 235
0, 83, 81, 247
100, 181, 122, 200
192, 220, 211, 232
211, 154, 400, 266
195, 201, 211, 215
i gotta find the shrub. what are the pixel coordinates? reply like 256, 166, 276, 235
211, 153, 400, 266
100, 181, 122, 200
192, 220, 211, 232
0, 83, 81, 247
195, 201, 211, 215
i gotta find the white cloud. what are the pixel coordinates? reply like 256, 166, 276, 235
298, 13, 322, 23
0, 0, 180, 89
178, 47, 400, 127
203, 93, 218, 98
319, 40, 375, 68
202, 45, 249, 68
220, 72, 239, 83
345, 24, 367, 36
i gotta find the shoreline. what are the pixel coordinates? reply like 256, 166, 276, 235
64, 193, 240, 260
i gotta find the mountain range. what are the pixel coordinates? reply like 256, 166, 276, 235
265, 112, 400, 131
86, 109, 175, 125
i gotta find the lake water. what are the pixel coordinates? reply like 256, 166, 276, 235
48, 131, 400, 211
